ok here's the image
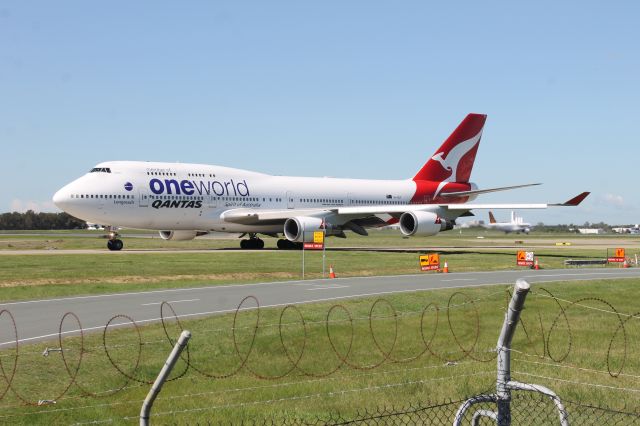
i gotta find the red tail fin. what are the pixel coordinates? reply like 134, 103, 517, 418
488, 211, 497, 224
413, 113, 487, 183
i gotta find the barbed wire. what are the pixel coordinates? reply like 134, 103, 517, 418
513, 370, 640, 394
0, 290, 500, 408
532, 291, 640, 319
511, 350, 640, 380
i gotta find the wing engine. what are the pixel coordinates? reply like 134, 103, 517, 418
284, 217, 338, 242
399, 211, 454, 237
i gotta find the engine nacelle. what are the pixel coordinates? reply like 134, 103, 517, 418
159, 230, 208, 241
284, 217, 333, 242
399, 211, 453, 237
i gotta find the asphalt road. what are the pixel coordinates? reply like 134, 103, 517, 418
1, 268, 639, 346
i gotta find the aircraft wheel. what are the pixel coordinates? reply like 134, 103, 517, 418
256, 239, 265, 249
240, 239, 249, 249
108, 239, 123, 251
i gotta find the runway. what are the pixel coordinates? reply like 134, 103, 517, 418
1, 268, 639, 346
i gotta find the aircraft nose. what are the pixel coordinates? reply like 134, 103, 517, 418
52, 186, 69, 209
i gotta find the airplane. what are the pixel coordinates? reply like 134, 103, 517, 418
485, 211, 532, 234
85, 222, 104, 230
52, 113, 589, 251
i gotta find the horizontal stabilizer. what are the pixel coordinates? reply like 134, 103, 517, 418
440, 183, 541, 198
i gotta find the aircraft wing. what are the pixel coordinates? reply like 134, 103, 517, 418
221, 208, 335, 225
220, 192, 589, 226
337, 192, 590, 214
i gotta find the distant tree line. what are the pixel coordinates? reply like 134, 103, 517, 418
0, 211, 85, 230
532, 222, 614, 233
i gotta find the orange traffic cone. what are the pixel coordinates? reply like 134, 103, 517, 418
534, 258, 540, 270
329, 265, 336, 278
443, 261, 449, 273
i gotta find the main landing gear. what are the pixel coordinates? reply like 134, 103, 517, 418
106, 227, 124, 251
240, 234, 265, 250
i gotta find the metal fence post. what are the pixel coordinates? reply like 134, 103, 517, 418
454, 279, 569, 426
454, 279, 530, 426
496, 278, 530, 425
140, 330, 191, 426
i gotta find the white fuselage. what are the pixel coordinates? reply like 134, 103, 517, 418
53, 161, 462, 233
486, 223, 532, 233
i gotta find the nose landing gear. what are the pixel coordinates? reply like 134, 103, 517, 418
107, 239, 124, 251
106, 227, 124, 251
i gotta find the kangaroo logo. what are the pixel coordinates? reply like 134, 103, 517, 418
432, 131, 482, 197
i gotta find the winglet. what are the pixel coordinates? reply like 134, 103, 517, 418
554, 191, 590, 206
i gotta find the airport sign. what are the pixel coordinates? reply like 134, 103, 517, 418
517, 250, 534, 266
420, 253, 440, 271
608, 248, 625, 263
304, 231, 325, 250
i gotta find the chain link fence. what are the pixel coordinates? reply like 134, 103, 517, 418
225, 393, 640, 425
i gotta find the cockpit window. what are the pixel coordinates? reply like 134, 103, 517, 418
90, 167, 111, 173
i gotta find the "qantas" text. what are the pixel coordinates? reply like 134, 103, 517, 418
152, 200, 203, 209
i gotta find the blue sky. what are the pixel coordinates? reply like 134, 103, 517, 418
1, 1, 638, 225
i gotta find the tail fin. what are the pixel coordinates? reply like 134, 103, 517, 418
413, 113, 486, 182
488, 211, 497, 224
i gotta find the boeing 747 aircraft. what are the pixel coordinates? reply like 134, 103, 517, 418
52, 114, 589, 250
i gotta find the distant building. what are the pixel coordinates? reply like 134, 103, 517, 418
578, 228, 604, 235
612, 225, 640, 234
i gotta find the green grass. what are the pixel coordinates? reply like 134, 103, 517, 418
1, 228, 639, 251
0, 230, 638, 303
0, 279, 639, 424
0, 247, 633, 302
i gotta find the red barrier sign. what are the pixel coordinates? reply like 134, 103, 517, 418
420, 253, 440, 271
517, 251, 534, 266
608, 248, 625, 263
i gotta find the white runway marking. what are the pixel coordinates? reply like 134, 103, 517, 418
141, 298, 200, 306
440, 278, 477, 282
307, 285, 349, 291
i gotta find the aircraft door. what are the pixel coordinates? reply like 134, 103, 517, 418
139, 190, 149, 207
208, 195, 217, 209
347, 193, 354, 206
286, 191, 295, 209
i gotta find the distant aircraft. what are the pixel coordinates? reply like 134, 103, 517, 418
85, 222, 104, 230
52, 113, 589, 250
485, 211, 532, 234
